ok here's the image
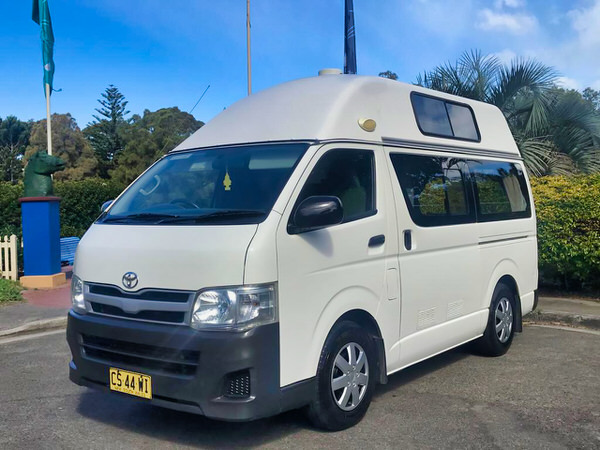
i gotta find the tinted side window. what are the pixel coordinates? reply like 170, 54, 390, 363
296, 149, 375, 223
446, 103, 479, 140
468, 160, 531, 221
411, 93, 480, 142
411, 95, 453, 137
390, 154, 474, 227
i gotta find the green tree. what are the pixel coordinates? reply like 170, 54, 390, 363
414, 50, 600, 175
25, 113, 99, 181
582, 87, 600, 111
0, 116, 31, 183
84, 85, 130, 177
110, 107, 203, 185
378, 70, 398, 80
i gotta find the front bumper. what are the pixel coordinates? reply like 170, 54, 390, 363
67, 311, 312, 421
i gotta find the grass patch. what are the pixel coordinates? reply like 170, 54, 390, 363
0, 278, 24, 303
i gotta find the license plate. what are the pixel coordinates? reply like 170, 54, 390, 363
109, 367, 152, 399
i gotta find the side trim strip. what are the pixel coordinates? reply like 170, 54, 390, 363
381, 137, 523, 160
478, 235, 529, 245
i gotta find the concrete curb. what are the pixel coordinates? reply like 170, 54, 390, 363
524, 310, 600, 331
0, 316, 67, 338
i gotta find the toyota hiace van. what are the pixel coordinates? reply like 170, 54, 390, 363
67, 72, 538, 430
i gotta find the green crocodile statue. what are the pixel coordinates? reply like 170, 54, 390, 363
23, 151, 66, 197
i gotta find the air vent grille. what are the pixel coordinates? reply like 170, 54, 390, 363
225, 370, 251, 398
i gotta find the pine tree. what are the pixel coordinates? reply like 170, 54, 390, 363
84, 85, 130, 177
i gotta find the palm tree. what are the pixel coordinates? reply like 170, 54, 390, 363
414, 50, 600, 175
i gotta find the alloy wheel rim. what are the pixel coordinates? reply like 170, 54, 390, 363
495, 297, 513, 343
330, 342, 369, 411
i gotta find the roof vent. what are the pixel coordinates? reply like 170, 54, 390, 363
318, 68, 342, 76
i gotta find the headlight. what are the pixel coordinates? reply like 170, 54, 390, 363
71, 275, 86, 314
191, 284, 277, 331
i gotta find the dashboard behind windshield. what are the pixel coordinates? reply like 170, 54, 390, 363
98, 143, 309, 225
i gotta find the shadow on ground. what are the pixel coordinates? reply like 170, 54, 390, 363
76, 344, 473, 447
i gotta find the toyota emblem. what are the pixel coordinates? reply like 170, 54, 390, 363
122, 272, 138, 289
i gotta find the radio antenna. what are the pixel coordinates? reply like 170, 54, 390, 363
190, 84, 211, 114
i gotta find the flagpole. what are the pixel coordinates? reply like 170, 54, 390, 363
45, 83, 52, 155
246, 0, 252, 96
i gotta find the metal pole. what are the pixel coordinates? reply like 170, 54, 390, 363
246, 0, 252, 96
45, 83, 52, 155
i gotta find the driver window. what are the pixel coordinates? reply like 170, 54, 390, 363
297, 149, 375, 222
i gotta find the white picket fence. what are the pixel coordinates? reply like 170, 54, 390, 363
0, 235, 18, 281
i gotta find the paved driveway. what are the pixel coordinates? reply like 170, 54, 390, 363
0, 326, 598, 449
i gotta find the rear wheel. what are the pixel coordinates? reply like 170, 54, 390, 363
306, 321, 377, 430
474, 283, 517, 356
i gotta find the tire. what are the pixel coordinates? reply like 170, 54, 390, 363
474, 283, 517, 357
306, 320, 377, 431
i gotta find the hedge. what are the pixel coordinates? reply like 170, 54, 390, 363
530, 175, 600, 291
0, 175, 598, 291
0, 183, 23, 238
0, 178, 125, 239
54, 179, 125, 237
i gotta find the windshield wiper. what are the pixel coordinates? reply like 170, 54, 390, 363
156, 210, 267, 224
102, 213, 182, 223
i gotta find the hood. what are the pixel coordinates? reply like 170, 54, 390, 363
75, 223, 258, 291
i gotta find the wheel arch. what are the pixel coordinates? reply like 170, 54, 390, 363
495, 274, 523, 333
331, 309, 388, 384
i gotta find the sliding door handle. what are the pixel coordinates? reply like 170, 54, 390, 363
404, 230, 412, 251
368, 234, 385, 247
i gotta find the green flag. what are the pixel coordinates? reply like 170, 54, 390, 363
32, 0, 55, 97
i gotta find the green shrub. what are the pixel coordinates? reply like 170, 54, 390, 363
0, 182, 24, 238
531, 175, 600, 291
0, 178, 125, 239
0, 278, 23, 303
55, 178, 125, 237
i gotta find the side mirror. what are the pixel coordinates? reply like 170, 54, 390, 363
101, 200, 114, 212
288, 196, 343, 234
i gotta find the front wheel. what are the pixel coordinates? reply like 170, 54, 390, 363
474, 283, 517, 356
306, 321, 377, 431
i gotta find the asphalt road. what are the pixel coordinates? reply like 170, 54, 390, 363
1, 326, 598, 449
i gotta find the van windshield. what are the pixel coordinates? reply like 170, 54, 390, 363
98, 143, 308, 225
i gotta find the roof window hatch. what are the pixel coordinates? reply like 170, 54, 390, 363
411, 93, 480, 142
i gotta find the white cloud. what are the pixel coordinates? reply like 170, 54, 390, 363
493, 49, 517, 64
556, 77, 580, 90
524, 1, 600, 93
477, 9, 538, 34
494, 0, 525, 9
568, 0, 600, 47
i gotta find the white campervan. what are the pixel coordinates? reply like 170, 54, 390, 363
67, 73, 538, 430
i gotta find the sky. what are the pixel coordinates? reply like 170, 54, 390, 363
1, 0, 599, 128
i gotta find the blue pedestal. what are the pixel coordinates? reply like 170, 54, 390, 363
19, 197, 61, 276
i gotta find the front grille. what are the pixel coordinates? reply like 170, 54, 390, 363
90, 302, 185, 324
81, 334, 200, 376
225, 370, 251, 398
88, 284, 190, 302
85, 283, 194, 325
